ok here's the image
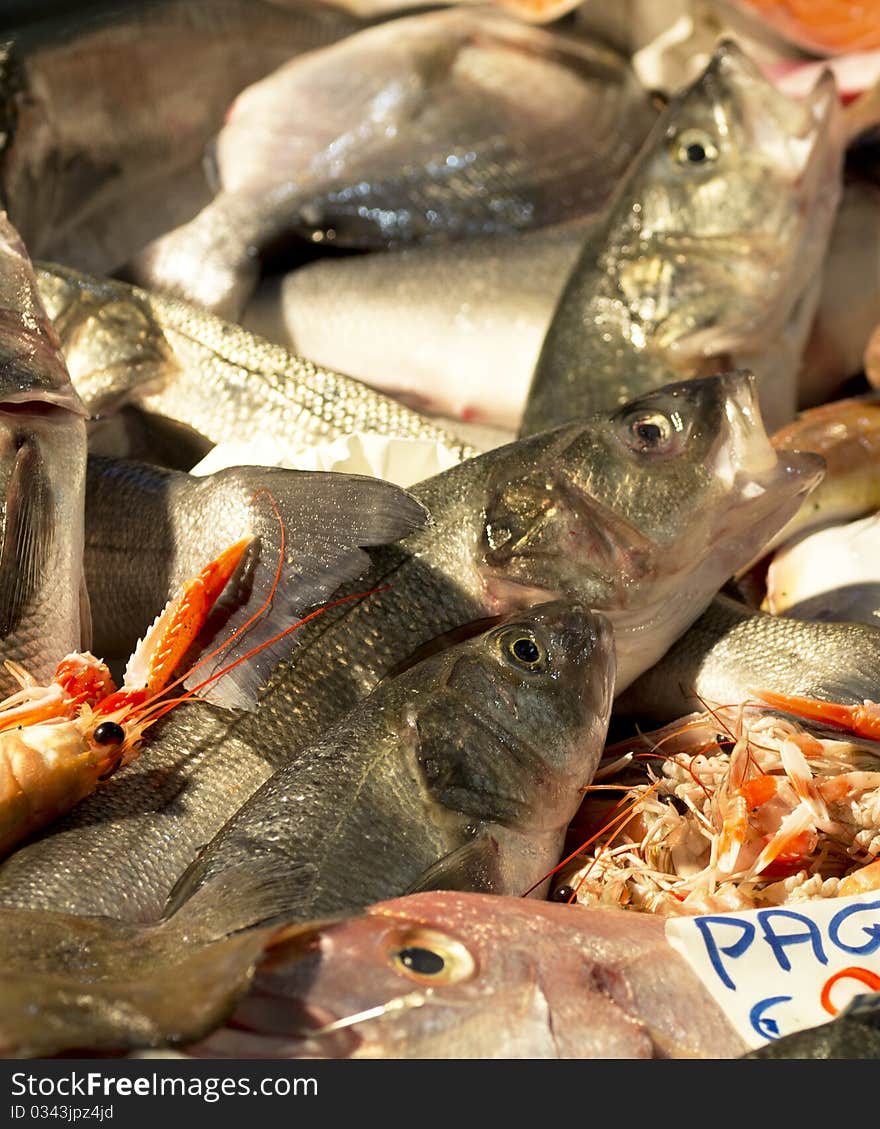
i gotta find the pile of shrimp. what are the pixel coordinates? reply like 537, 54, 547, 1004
554, 701, 880, 916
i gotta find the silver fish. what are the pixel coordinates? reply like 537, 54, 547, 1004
0, 211, 88, 690
0, 372, 820, 922
0, 0, 360, 275
125, 6, 656, 318
519, 38, 844, 438
35, 262, 477, 473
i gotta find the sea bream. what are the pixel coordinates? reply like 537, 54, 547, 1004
125, 6, 657, 318
0, 211, 88, 692
190, 891, 747, 1059
0, 0, 361, 276
0, 372, 821, 922
519, 38, 845, 438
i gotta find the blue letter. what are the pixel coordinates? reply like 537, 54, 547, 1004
757, 909, 827, 971
828, 899, 880, 955
693, 915, 755, 990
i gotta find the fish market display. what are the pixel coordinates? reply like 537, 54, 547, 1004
35, 263, 476, 474
0, 597, 616, 1058
126, 7, 657, 317
0, 372, 816, 922
0, 0, 361, 275
560, 702, 880, 915
519, 38, 844, 437
0, 212, 88, 691
193, 890, 747, 1059
240, 220, 589, 431
4, 2, 880, 1064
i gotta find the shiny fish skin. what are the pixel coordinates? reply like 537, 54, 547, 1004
0, 0, 361, 275
520, 38, 844, 438
192, 891, 746, 1059
163, 599, 615, 925
125, 7, 656, 318
0, 373, 820, 922
241, 220, 589, 432
617, 592, 880, 724
35, 263, 477, 466
0, 211, 88, 690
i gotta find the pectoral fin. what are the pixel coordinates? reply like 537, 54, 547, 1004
0, 439, 52, 638
405, 835, 502, 895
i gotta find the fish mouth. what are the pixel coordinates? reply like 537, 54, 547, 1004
710, 39, 841, 183
709, 370, 826, 553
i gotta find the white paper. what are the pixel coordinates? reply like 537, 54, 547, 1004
666, 893, 880, 1049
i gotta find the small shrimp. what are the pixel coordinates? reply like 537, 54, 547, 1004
0, 501, 383, 858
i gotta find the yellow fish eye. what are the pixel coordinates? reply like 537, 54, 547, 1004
388, 928, 476, 985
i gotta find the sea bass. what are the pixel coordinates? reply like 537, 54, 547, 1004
0, 211, 88, 691
0, 0, 360, 275
125, 7, 656, 318
190, 890, 747, 1059
519, 39, 844, 438
35, 263, 476, 473
617, 592, 880, 724
0, 372, 821, 922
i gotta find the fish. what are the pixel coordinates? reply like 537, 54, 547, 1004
0, 371, 821, 922
240, 220, 590, 432
0, 0, 361, 275
0, 211, 88, 693
188, 890, 748, 1059
763, 511, 880, 625
764, 392, 880, 555
519, 38, 844, 438
124, 7, 657, 318
35, 262, 477, 473
0, 596, 617, 1058
82, 455, 430, 693
616, 592, 880, 724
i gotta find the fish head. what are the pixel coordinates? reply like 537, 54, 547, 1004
619, 39, 844, 361
479, 371, 824, 690
422, 599, 616, 805
201, 892, 567, 1059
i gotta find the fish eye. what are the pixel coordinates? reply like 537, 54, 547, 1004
92, 721, 125, 746
620, 409, 684, 457
498, 628, 547, 672
388, 928, 476, 985
671, 128, 719, 167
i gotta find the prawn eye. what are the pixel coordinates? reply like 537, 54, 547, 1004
93, 721, 125, 746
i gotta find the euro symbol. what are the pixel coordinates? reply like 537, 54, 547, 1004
749, 995, 792, 1041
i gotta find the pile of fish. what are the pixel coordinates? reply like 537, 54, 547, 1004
2, 0, 880, 1060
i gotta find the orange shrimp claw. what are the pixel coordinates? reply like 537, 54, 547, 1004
120, 536, 254, 699
755, 690, 880, 740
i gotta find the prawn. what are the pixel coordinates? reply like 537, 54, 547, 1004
0, 497, 382, 857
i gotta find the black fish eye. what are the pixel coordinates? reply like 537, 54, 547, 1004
93, 721, 125, 746
511, 637, 540, 664
619, 407, 687, 458
500, 629, 546, 671
395, 947, 446, 976
672, 128, 719, 166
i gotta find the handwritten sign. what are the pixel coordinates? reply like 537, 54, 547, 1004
665, 893, 880, 1048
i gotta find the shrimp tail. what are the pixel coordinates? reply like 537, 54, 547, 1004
755, 690, 880, 740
